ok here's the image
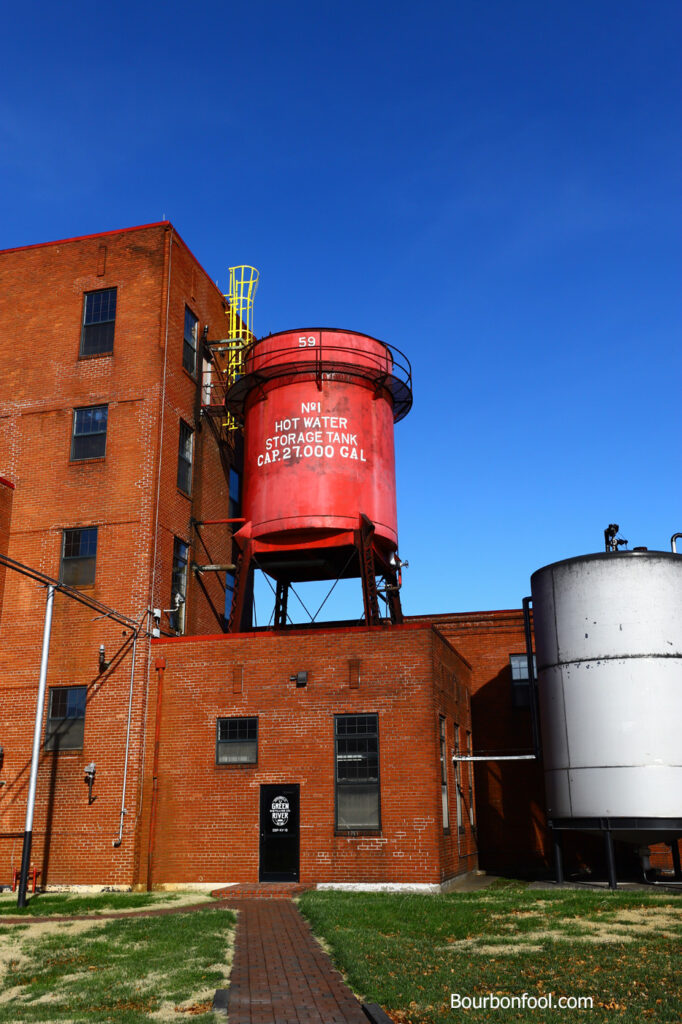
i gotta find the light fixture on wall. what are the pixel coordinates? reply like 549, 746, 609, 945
98, 645, 110, 673
84, 762, 97, 805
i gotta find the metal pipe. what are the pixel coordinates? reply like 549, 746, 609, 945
18, 584, 55, 907
146, 658, 166, 891
672, 839, 682, 880
552, 829, 564, 885
452, 754, 536, 761
193, 518, 246, 526
522, 596, 541, 758
671, 533, 682, 554
604, 831, 618, 890
112, 631, 138, 847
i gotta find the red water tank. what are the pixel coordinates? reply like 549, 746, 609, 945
228, 329, 411, 566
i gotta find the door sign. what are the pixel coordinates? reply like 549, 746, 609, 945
271, 795, 290, 830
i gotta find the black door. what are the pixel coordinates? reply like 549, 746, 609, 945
259, 784, 300, 882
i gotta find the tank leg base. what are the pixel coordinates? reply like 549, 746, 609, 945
604, 831, 618, 890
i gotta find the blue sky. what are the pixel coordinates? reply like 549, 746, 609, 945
2, 1, 680, 620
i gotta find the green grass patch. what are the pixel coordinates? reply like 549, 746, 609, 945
0, 896, 235, 1023
298, 884, 682, 1023
0, 890, 208, 916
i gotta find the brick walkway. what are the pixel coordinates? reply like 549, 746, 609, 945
224, 897, 369, 1024
0, 885, 373, 1023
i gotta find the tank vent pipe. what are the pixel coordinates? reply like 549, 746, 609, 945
671, 533, 682, 554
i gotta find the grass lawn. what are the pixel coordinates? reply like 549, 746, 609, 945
298, 881, 682, 1024
0, 892, 235, 1023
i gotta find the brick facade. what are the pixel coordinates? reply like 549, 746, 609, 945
0, 223, 673, 889
0, 224, 238, 886
412, 611, 549, 876
144, 624, 476, 887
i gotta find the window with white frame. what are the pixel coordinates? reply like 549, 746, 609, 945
439, 715, 449, 831
466, 730, 475, 828
170, 537, 189, 633
183, 306, 198, 375
177, 420, 193, 494
454, 723, 464, 833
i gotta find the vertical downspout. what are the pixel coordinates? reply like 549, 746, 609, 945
146, 657, 166, 891
522, 596, 541, 758
135, 228, 174, 867
112, 630, 138, 846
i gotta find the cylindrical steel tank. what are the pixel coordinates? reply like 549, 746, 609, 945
531, 551, 682, 843
227, 329, 412, 559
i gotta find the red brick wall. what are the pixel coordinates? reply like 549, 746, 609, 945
0, 225, 238, 887
144, 623, 476, 886
411, 611, 550, 875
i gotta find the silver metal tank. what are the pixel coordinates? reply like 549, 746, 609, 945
531, 550, 682, 844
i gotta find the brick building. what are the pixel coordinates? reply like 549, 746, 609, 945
0, 223, 544, 889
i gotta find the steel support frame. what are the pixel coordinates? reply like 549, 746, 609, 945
227, 515, 404, 631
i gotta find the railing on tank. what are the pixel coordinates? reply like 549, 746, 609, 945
225, 329, 413, 425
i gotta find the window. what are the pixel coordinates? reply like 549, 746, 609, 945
61, 527, 97, 586
228, 467, 241, 520
71, 405, 108, 461
45, 686, 86, 751
81, 288, 116, 356
466, 730, 475, 829
335, 714, 380, 830
183, 306, 198, 375
510, 654, 536, 709
177, 420, 193, 494
454, 723, 464, 833
216, 717, 257, 764
170, 537, 189, 633
439, 716, 449, 831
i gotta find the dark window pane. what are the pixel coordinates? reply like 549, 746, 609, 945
216, 717, 258, 764
72, 406, 107, 460
177, 421, 193, 493
45, 686, 86, 751
84, 289, 116, 324
335, 714, 380, 830
81, 289, 116, 355
228, 468, 241, 519
169, 537, 189, 632
510, 654, 535, 709
61, 528, 97, 586
183, 307, 198, 375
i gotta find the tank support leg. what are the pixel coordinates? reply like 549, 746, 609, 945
385, 571, 403, 625
274, 581, 289, 628
228, 541, 254, 633
552, 829, 564, 885
604, 831, 618, 890
671, 840, 682, 881
358, 515, 381, 626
